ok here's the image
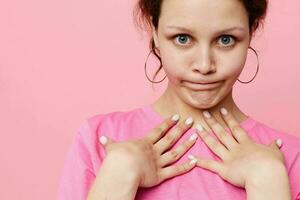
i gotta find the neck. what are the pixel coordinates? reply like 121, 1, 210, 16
151, 83, 249, 131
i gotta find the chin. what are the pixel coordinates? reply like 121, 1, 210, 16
192, 101, 219, 109
183, 91, 221, 109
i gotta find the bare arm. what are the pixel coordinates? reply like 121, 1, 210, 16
245, 163, 292, 200
87, 152, 140, 200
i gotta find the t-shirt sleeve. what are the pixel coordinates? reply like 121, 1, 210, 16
289, 150, 300, 200
57, 120, 103, 200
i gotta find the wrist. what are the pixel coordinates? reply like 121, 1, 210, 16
88, 158, 140, 200
103, 150, 142, 182
245, 163, 292, 200
246, 162, 287, 188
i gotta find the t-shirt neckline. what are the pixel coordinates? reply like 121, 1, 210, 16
141, 104, 257, 131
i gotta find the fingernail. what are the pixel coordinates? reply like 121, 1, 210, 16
196, 124, 204, 132
171, 114, 180, 121
189, 158, 197, 165
189, 133, 198, 141
185, 117, 193, 125
99, 136, 107, 145
220, 107, 228, 115
276, 139, 282, 147
203, 111, 211, 118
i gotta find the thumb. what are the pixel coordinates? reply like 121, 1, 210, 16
269, 138, 283, 149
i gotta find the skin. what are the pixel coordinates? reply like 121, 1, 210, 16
151, 0, 253, 131
87, 0, 292, 199
88, 109, 292, 200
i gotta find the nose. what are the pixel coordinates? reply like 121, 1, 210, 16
192, 45, 216, 75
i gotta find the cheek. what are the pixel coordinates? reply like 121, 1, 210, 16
218, 51, 247, 78
159, 48, 186, 81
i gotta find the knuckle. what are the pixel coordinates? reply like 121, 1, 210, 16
169, 150, 179, 160
144, 136, 153, 144
209, 120, 218, 127
182, 141, 191, 149
174, 125, 185, 135
164, 134, 175, 144
231, 125, 241, 133
228, 119, 235, 126
203, 160, 211, 168
210, 141, 219, 150
196, 158, 204, 166
201, 131, 209, 139
167, 119, 176, 127
178, 164, 188, 172
218, 132, 227, 140
155, 126, 166, 134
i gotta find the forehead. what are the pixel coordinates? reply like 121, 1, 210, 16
159, 0, 249, 30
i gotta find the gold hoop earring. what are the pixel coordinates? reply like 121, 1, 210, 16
238, 46, 259, 84
144, 47, 167, 84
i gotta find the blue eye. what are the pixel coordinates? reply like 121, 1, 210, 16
174, 34, 190, 45
171, 34, 237, 48
218, 35, 236, 47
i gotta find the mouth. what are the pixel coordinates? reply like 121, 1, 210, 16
183, 80, 223, 90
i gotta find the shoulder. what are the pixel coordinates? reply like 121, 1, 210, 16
88, 106, 143, 127
249, 119, 300, 151
82, 106, 146, 141
248, 118, 300, 170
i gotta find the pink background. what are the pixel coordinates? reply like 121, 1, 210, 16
0, 1, 299, 199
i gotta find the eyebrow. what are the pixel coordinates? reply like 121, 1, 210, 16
166, 25, 246, 34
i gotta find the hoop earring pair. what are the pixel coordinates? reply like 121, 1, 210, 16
144, 46, 260, 84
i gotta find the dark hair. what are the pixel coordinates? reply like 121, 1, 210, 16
133, 0, 268, 82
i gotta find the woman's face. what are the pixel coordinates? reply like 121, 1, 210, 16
152, 0, 251, 109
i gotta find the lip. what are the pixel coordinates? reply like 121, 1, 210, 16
183, 80, 223, 90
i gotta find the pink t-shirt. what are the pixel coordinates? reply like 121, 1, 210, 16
58, 104, 300, 200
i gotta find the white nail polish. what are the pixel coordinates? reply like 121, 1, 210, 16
189, 133, 198, 141
99, 136, 107, 145
220, 107, 228, 115
189, 158, 197, 165
196, 124, 204, 132
185, 117, 193, 125
203, 111, 211, 118
188, 154, 195, 160
276, 139, 282, 147
171, 114, 180, 121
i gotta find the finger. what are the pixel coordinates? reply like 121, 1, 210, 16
99, 135, 115, 153
196, 124, 230, 161
158, 157, 197, 182
154, 117, 194, 154
275, 138, 283, 148
268, 139, 285, 162
99, 135, 114, 146
194, 155, 224, 175
219, 107, 250, 143
157, 132, 198, 167
269, 138, 283, 149
202, 110, 238, 150
146, 114, 180, 144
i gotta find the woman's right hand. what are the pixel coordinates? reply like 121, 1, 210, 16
99, 114, 199, 188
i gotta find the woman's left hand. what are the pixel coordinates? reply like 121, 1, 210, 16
193, 108, 285, 188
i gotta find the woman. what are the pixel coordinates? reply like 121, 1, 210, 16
58, 0, 300, 199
